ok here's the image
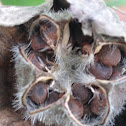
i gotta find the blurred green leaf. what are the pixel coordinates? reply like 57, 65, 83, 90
1, 0, 126, 7
1, 0, 46, 6
105, 0, 126, 7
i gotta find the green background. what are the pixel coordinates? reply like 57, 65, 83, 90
106, 0, 126, 7
1, 0, 126, 6
1, 0, 45, 6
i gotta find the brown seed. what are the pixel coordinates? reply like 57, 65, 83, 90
68, 97, 84, 119
97, 45, 121, 66
109, 65, 123, 80
89, 61, 113, 80
29, 83, 47, 105
83, 104, 93, 116
91, 88, 107, 115
81, 43, 91, 55
40, 19, 59, 49
46, 91, 60, 105
30, 32, 49, 51
72, 83, 93, 104
109, 72, 122, 80
28, 53, 45, 70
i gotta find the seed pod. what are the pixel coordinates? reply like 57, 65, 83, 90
28, 83, 48, 105
72, 83, 93, 104
68, 97, 84, 119
97, 45, 121, 66
89, 61, 113, 80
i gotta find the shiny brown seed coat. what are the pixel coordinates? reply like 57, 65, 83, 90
97, 45, 121, 66
68, 97, 84, 119
72, 83, 93, 104
29, 83, 47, 105
31, 32, 49, 51
46, 91, 60, 105
28, 53, 45, 70
81, 43, 91, 55
89, 61, 113, 80
91, 88, 107, 115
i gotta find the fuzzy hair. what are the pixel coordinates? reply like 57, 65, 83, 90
29, 10, 72, 40
67, 0, 126, 42
0, 0, 54, 27
12, 45, 36, 110
104, 82, 126, 126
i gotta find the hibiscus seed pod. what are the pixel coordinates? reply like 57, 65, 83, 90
68, 97, 84, 119
72, 83, 93, 104
89, 61, 113, 80
28, 83, 48, 105
97, 45, 121, 66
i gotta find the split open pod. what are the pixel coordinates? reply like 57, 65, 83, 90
90, 41, 126, 84
12, 8, 126, 126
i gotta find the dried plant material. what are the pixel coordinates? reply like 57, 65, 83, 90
0, 0, 126, 126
